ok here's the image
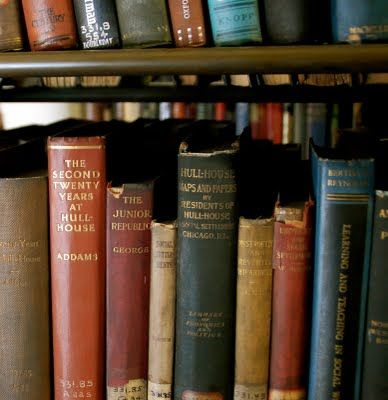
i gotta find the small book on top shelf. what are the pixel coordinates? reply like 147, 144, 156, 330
115, 0, 172, 47
0, 0, 25, 51
21, 0, 78, 50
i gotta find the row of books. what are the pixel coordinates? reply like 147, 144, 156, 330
0, 118, 386, 400
1, 0, 388, 53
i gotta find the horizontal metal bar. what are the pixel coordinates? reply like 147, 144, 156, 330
0, 45, 388, 77
1, 85, 388, 102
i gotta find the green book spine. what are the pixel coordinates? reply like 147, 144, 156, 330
174, 139, 239, 400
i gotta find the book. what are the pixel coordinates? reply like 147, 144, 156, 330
266, 103, 283, 144
73, 0, 120, 49
107, 182, 153, 400
332, 0, 388, 43
235, 102, 249, 135
360, 139, 388, 399
48, 136, 106, 400
234, 217, 274, 400
262, 0, 315, 44
174, 127, 239, 400
308, 141, 375, 400
115, 0, 172, 47
0, 0, 24, 51
168, 0, 207, 47
269, 200, 313, 400
148, 220, 177, 400
306, 103, 328, 149
0, 175, 50, 400
207, 0, 262, 46
21, 0, 78, 50
361, 190, 388, 399
282, 103, 294, 144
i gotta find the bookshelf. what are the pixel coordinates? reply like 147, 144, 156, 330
0, 44, 388, 101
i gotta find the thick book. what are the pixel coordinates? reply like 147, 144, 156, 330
107, 182, 153, 400
21, 0, 78, 50
115, 0, 172, 47
73, 0, 120, 49
234, 218, 274, 400
332, 0, 388, 43
0, 0, 24, 51
207, 0, 262, 46
48, 136, 106, 400
168, 0, 207, 47
269, 200, 313, 400
148, 220, 177, 400
306, 103, 328, 149
308, 142, 375, 400
0, 176, 50, 400
174, 130, 239, 400
361, 190, 388, 399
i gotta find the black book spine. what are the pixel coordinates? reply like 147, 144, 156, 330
262, 0, 329, 44
174, 147, 238, 400
361, 191, 388, 399
73, 0, 121, 49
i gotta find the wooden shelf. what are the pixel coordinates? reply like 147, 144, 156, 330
0, 44, 388, 77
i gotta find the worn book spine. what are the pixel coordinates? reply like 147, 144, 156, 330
332, 0, 388, 43
234, 218, 274, 400
48, 136, 106, 400
148, 221, 177, 400
168, 0, 207, 47
361, 191, 388, 399
266, 103, 283, 144
207, 0, 262, 46
115, 0, 172, 47
308, 147, 375, 400
262, 0, 315, 44
174, 144, 238, 400
269, 201, 313, 400
107, 183, 153, 400
0, 0, 24, 51
73, 0, 120, 49
0, 177, 50, 400
21, 0, 78, 50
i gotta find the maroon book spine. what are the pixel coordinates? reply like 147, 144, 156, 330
269, 200, 313, 400
106, 182, 153, 400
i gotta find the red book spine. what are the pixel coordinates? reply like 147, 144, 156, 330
266, 103, 283, 144
215, 102, 227, 121
269, 201, 313, 400
107, 183, 153, 400
250, 103, 267, 140
48, 136, 106, 400
172, 102, 188, 119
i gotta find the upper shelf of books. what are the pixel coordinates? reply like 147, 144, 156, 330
1, 45, 388, 77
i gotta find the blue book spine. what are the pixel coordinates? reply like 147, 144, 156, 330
361, 191, 388, 399
207, 0, 262, 46
332, 0, 388, 43
235, 102, 249, 135
309, 147, 374, 400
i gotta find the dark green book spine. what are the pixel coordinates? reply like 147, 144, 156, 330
361, 191, 388, 399
115, 0, 172, 47
174, 146, 238, 400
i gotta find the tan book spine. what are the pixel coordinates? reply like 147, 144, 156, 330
234, 217, 274, 400
0, 0, 24, 51
148, 221, 177, 400
0, 176, 50, 400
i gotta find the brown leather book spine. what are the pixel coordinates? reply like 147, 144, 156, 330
234, 218, 274, 400
107, 182, 153, 400
148, 221, 177, 400
48, 136, 106, 400
269, 201, 314, 400
167, 0, 207, 47
0, 176, 50, 400
0, 0, 24, 51
21, 0, 77, 50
